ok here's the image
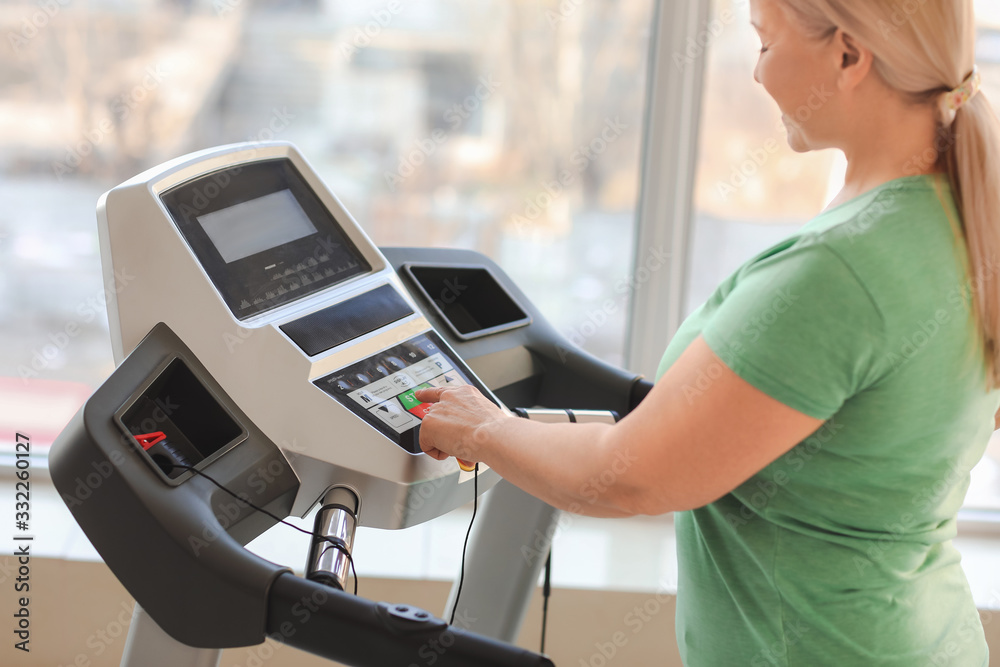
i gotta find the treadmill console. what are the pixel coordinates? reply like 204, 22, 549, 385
97, 141, 505, 527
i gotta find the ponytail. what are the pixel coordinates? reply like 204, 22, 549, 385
944, 94, 1000, 387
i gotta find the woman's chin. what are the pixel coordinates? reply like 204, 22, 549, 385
783, 126, 811, 153
787, 139, 812, 154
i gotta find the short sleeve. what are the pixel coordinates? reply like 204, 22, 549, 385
701, 243, 886, 420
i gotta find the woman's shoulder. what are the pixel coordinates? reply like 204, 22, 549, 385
761, 175, 965, 287
807, 174, 957, 252
754, 174, 972, 337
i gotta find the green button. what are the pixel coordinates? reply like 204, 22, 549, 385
398, 383, 432, 410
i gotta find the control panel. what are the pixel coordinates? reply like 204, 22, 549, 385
315, 332, 489, 453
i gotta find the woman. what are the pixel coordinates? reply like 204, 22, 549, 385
416, 0, 1000, 663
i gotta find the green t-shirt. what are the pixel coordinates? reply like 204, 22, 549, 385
656, 175, 1000, 666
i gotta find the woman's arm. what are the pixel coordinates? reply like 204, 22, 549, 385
416, 336, 825, 517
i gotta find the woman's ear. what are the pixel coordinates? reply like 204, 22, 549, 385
835, 31, 873, 91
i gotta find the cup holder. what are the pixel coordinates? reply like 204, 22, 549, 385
402, 264, 531, 340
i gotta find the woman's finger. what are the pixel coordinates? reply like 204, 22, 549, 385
420, 441, 449, 460
414, 387, 446, 403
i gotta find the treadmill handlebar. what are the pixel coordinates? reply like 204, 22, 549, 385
267, 573, 555, 667
513, 407, 621, 425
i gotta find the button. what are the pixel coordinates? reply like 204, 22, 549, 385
409, 364, 439, 383
356, 377, 406, 403
398, 383, 433, 411
428, 353, 451, 370
390, 373, 415, 390
408, 403, 433, 420
349, 389, 378, 407
407, 354, 452, 382
429, 373, 466, 389
384, 356, 407, 372
369, 400, 417, 432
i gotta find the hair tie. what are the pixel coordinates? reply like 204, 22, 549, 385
940, 67, 982, 125
948, 67, 982, 111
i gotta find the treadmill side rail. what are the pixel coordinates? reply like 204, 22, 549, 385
49, 322, 299, 648
267, 573, 555, 667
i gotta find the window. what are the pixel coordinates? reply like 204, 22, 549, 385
685, 0, 1000, 515
0, 0, 655, 453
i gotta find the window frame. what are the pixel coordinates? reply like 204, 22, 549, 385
626, 0, 712, 379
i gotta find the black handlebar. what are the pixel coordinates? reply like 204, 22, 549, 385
268, 573, 554, 667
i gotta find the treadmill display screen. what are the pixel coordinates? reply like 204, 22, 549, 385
197, 189, 318, 263
314, 331, 497, 453
161, 159, 372, 320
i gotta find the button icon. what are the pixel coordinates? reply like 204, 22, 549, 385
398, 384, 433, 411
368, 400, 417, 432
429, 373, 465, 389
391, 374, 414, 389
408, 403, 433, 420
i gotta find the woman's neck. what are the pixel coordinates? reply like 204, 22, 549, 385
826, 96, 942, 211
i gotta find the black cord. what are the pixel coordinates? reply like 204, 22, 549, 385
541, 548, 552, 653
450, 462, 479, 626
315, 541, 359, 597
172, 463, 359, 596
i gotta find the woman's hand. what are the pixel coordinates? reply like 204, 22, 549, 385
415, 385, 512, 464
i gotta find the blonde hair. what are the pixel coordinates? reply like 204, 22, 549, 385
780, 0, 1000, 388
